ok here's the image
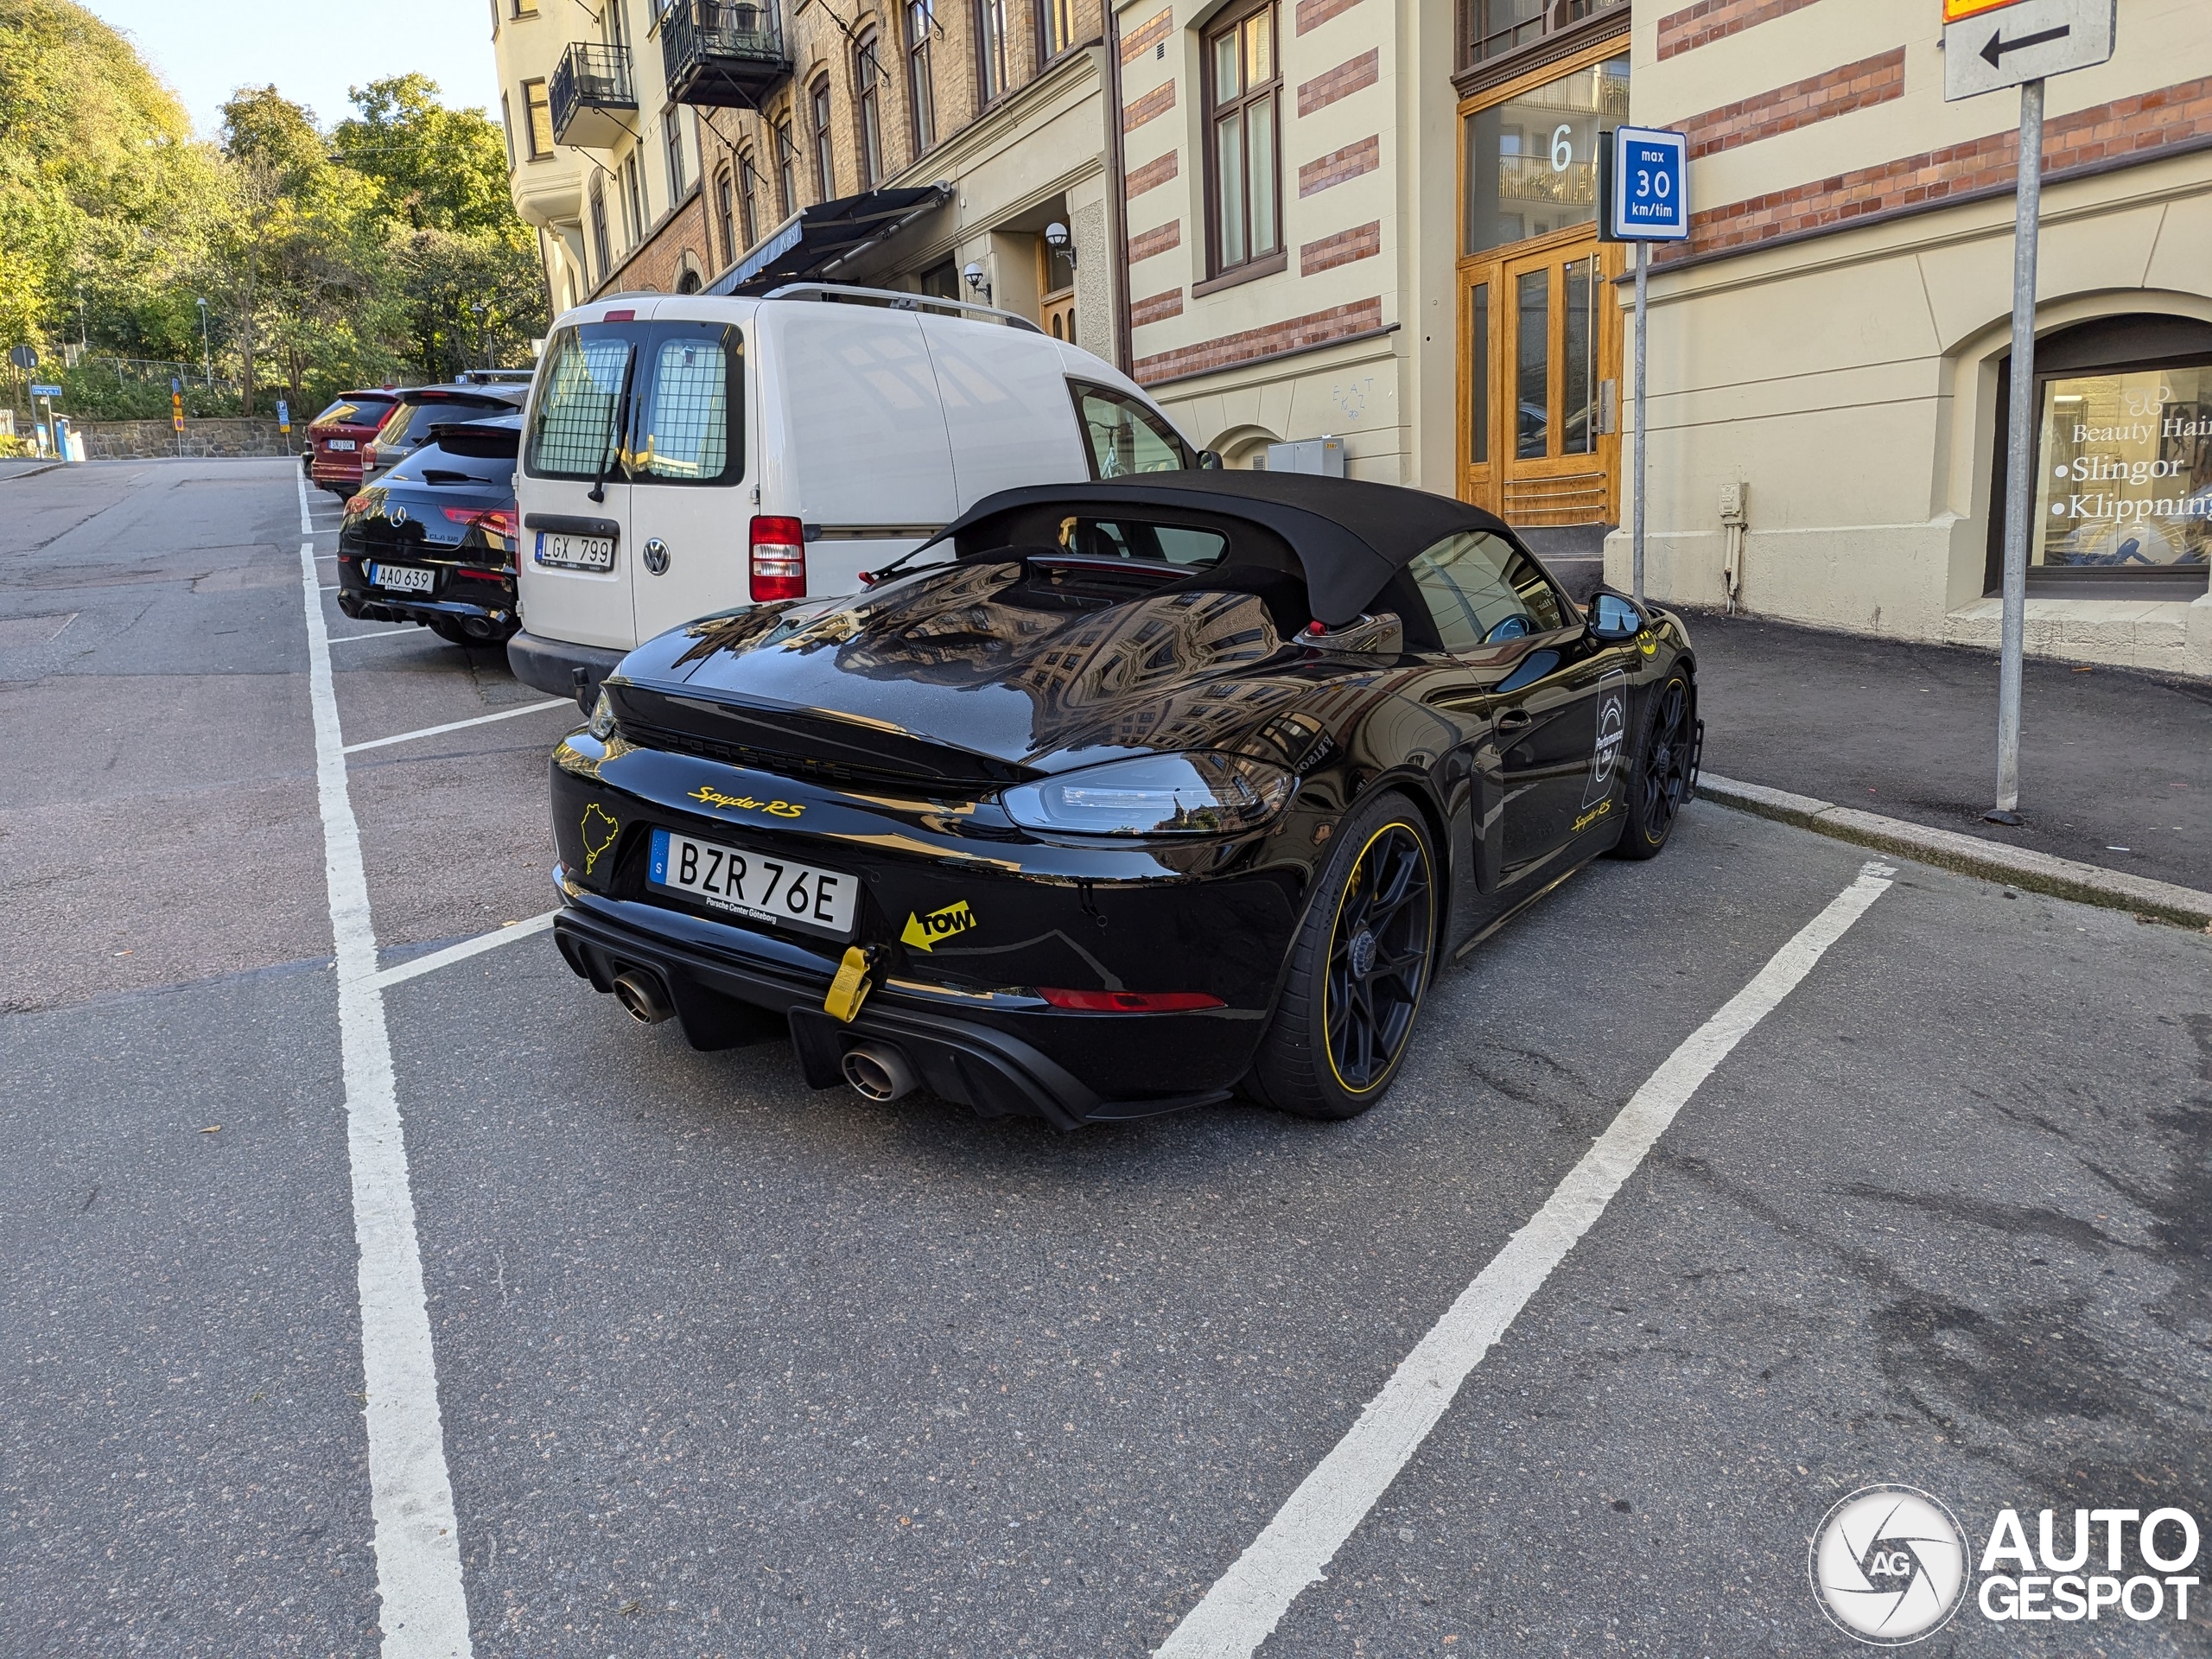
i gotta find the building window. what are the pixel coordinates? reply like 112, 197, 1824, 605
774, 116, 798, 218
976, 0, 1010, 103
854, 29, 886, 189
906, 0, 937, 155
1462, 0, 1624, 68
500, 92, 517, 168
715, 167, 737, 261
810, 76, 836, 200
739, 151, 761, 245
512, 0, 538, 14
624, 150, 647, 244
1037, 0, 1074, 61
1461, 54, 1627, 255
1205, 2, 1281, 274
590, 178, 613, 276
1993, 315, 2212, 594
522, 79, 554, 159
664, 111, 687, 201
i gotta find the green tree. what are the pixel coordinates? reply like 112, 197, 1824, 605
333, 73, 518, 238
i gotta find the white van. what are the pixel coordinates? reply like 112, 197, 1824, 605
508, 285, 1206, 703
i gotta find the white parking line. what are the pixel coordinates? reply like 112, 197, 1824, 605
1154, 860, 1899, 1659
328, 627, 423, 646
297, 522, 474, 1656
370, 911, 560, 992
344, 700, 570, 756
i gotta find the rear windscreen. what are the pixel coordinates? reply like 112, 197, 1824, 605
525, 321, 743, 486
1059, 518, 1229, 567
317, 397, 393, 428
381, 397, 511, 450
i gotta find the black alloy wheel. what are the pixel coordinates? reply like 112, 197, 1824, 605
1248, 792, 1439, 1120
1324, 824, 1433, 1093
1612, 671, 1693, 861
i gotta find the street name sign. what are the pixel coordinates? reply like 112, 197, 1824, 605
29, 384, 61, 398
1605, 126, 1690, 242
1944, 0, 2115, 102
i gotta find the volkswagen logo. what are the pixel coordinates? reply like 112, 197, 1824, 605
642, 537, 671, 575
1809, 1485, 1970, 1645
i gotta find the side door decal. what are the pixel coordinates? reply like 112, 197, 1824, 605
1582, 668, 1630, 810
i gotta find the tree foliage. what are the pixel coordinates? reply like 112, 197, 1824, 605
0, 4, 547, 420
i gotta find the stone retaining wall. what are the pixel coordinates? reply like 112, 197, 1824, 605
79, 419, 297, 460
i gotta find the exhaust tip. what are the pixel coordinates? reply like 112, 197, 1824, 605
612, 968, 674, 1025
841, 1041, 918, 1103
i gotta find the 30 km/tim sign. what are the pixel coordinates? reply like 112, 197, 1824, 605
1943, 0, 2116, 101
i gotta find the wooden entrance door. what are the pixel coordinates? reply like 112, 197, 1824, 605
1458, 235, 1621, 530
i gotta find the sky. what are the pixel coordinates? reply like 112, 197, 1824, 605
83, 0, 504, 138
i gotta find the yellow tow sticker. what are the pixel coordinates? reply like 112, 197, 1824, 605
901, 901, 977, 952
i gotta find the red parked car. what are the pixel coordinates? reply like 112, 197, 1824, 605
307, 390, 400, 496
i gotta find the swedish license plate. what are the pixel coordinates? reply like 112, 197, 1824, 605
369, 562, 435, 594
536, 531, 615, 571
327, 439, 357, 452
648, 829, 856, 939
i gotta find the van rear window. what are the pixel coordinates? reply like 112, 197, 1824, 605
525, 321, 744, 486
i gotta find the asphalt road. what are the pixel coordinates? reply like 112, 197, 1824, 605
2, 460, 2207, 1657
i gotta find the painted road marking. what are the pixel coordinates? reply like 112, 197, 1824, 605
371, 911, 559, 992
1154, 860, 1899, 1658
344, 699, 570, 756
297, 462, 474, 1658
328, 627, 423, 646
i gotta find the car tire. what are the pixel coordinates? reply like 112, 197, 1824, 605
1609, 671, 1694, 861
1247, 791, 1440, 1121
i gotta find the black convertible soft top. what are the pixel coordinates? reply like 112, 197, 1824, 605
934, 473, 1518, 626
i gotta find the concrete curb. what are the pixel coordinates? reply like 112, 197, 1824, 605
0, 461, 64, 482
1698, 772, 2212, 930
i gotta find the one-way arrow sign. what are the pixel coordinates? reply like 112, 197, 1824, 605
1945, 0, 2114, 101
1980, 22, 2069, 68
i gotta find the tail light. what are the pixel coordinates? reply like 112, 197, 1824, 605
750, 515, 805, 602
444, 507, 518, 538
1036, 988, 1225, 1013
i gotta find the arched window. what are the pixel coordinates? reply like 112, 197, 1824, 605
906, 0, 936, 154
739, 150, 761, 246
810, 75, 836, 200
715, 168, 737, 264
854, 28, 886, 190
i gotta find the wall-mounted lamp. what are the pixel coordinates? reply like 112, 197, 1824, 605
1044, 221, 1077, 269
962, 261, 991, 304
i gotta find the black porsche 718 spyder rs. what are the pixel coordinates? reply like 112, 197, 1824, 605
548, 472, 1700, 1127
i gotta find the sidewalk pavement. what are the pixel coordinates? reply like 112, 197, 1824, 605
1681, 608, 2209, 905
0, 458, 63, 482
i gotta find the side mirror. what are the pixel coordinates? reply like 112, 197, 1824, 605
1197, 448, 1224, 470
1588, 590, 1644, 641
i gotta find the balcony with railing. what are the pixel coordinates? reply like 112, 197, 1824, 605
550, 41, 637, 149
663, 0, 793, 108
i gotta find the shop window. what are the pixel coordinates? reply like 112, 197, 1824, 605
1991, 315, 2212, 594
907, 0, 938, 153
1205, 1, 1281, 276
1462, 54, 1626, 255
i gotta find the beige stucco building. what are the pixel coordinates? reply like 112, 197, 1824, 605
487, 0, 1128, 347
1615, 0, 2212, 677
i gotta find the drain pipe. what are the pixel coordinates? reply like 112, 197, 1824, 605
1719, 480, 1749, 614
1103, 14, 1134, 377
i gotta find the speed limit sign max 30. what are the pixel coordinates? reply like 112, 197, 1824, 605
1605, 125, 1689, 242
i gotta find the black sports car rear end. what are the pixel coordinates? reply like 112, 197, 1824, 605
547, 473, 1699, 1128
337, 415, 522, 645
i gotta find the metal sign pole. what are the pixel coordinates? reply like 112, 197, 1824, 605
1990, 75, 2044, 823
1632, 238, 1649, 605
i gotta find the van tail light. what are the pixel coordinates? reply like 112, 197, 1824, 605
750, 515, 806, 602
1036, 988, 1225, 1013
